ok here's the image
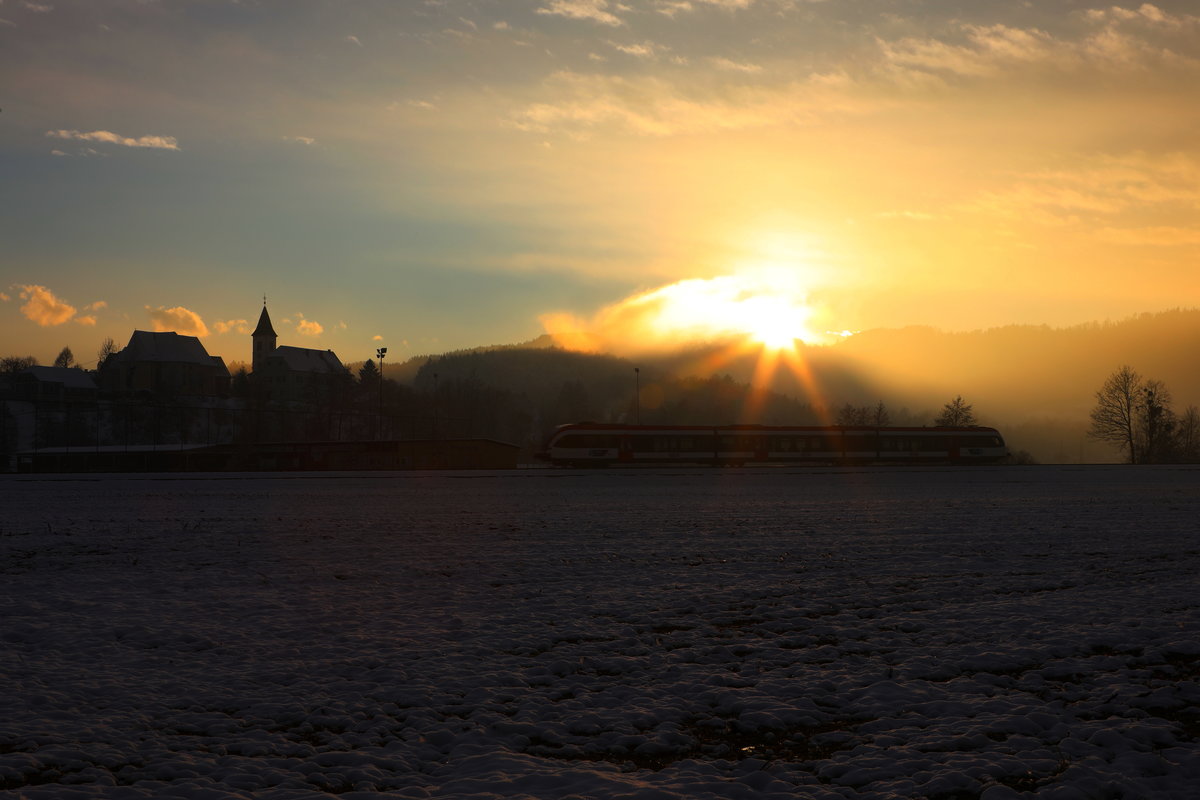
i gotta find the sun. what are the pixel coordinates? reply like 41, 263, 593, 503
621, 274, 822, 351
735, 293, 816, 351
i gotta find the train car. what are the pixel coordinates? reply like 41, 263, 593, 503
538, 423, 1009, 467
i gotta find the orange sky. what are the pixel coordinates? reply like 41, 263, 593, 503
3, 1, 1198, 366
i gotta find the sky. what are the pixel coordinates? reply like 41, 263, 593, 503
2, 0, 1199, 368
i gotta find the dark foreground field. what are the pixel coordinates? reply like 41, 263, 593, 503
2, 466, 1198, 799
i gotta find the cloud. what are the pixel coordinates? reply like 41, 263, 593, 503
83, 300, 107, 311
213, 318, 250, 335
537, 0, 624, 27
146, 305, 209, 337
46, 129, 179, 150
609, 41, 663, 59
970, 152, 1200, 224
0, 292, 9, 302
284, 135, 316, 146
711, 56, 763, 73
1099, 225, 1200, 245
507, 70, 871, 137
23, 1, 54, 11
17, 284, 77, 326
372, 334, 383, 341
540, 274, 818, 355
876, 8, 1200, 86
294, 313, 324, 336
75, 315, 97, 326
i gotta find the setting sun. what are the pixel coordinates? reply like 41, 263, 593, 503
540, 273, 824, 356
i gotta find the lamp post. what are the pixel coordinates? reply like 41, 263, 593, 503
376, 347, 387, 440
634, 367, 640, 425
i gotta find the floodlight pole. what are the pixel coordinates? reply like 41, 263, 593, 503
376, 347, 387, 440
634, 367, 640, 425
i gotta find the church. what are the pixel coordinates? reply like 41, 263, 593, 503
250, 303, 349, 402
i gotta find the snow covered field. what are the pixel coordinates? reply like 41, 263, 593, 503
2, 466, 1198, 800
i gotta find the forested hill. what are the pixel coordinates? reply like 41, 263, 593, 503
342, 308, 1199, 462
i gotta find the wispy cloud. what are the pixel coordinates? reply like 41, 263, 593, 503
345, 34, 363, 46
876, 6, 1200, 85
146, 305, 209, 337
537, 0, 624, 27
710, 56, 762, 73
283, 135, 316, 146
17, 284, 77, 326
1099, 225, 1200, 246
507, 70, 871, 137
75, 315, 97, 326
214, 319, 250, 335
609, 40, 664, 59
972, 153, 1200, 225
46, 129, 179, 150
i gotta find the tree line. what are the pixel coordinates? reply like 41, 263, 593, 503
6, 343, 1196, 464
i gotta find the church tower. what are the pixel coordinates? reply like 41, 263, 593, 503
251, 301, 277, 373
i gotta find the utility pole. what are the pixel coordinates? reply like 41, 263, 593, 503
376, 347, 387, 440
634, 367, 640, 425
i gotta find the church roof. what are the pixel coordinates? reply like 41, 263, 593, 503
252, 305, 277, 337
268, 346, 347, 374
110, 331, 229, 373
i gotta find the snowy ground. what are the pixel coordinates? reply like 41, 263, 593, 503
2, 466, 1198, 800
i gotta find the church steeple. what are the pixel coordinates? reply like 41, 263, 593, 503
252, 301, 277, 372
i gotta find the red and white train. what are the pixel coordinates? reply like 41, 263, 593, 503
539, 423, 1010, 467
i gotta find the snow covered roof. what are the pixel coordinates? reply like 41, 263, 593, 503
20, 366, 98, 390
111, 331, 227, 371
268, 345, 347, 374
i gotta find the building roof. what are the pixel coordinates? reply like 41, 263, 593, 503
252, 305, 277, 337
20, 366, 98, 390
110, 330, 229, 374
268, 346, 347, 374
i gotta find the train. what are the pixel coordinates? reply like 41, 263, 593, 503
538, 422, 1010, 467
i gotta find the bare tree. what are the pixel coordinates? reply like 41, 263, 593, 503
0, 355, 38, 374
836, 403, 871, 426
52, 346, 75, 368
1088, 365, 1142, 463
97, 337, 117, 369
1176, 406, 1200, 463
934, 395, 976, 427
1139, 380, 1175, 464
872, 401, 891, 427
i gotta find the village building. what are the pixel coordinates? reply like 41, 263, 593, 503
9, 366, 99, 403
98, 330, 230, 396
250, 304, 349, 403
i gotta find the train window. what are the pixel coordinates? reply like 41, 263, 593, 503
843, 434, 875, 452
632, 436, 656, 452
558, 434, 619, 448
964, 434, 1002, 448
